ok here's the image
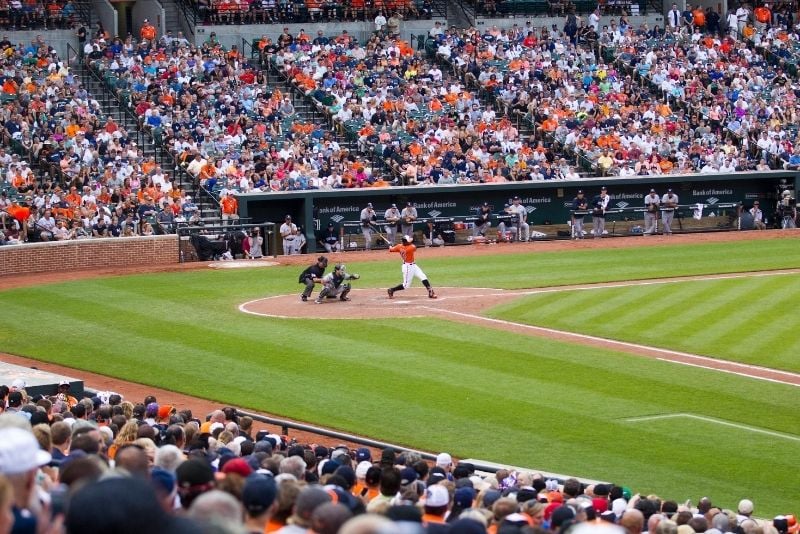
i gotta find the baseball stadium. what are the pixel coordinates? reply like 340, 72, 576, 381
1, 0, 800, 532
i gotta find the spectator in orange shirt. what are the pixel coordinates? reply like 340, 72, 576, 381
140, 18, 156, 43
221, 191, 239, 226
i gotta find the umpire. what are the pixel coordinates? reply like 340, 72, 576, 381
299, 256, 328, 302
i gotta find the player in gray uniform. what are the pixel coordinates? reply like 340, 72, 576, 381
571, 190, 588, 239
661, 188, 679, 234
591, 186, 610, 238
400, 202, 417, 238
280, 215, 300, 255
498, 196, 530, 242
384, 203, 401, 245
643, 189, 660, 234
360, 203, 376, 250
315, 263, 360, 303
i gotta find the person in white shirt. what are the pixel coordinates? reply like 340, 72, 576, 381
749, 201, 766, 230
429, 21, 444, 38
667, 3, 681, 30
374, 12, 386, 34
589, 8, 600, 31
736, 5, 749, 34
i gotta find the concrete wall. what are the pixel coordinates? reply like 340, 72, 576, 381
132, 0, 167, 39
92, 0, 119, 37
6, 29, 76, 58
0, 235, 178, 276
193, 18, 444, 50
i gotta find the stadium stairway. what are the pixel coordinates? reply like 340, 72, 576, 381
260, 59, 394, 178
71, 60, 219, 222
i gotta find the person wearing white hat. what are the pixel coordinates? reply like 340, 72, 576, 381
0, 427, 52, 533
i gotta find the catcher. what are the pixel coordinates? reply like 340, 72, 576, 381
315, 263, 360, 303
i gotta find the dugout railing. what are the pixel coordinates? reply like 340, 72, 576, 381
334, 202, 744, 251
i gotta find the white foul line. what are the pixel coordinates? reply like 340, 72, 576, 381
623, 413, 800, 442
423, 307, 800, 387
438, 269, 800, 300
655, 358, 797, 387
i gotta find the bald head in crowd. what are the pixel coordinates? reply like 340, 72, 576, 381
311, 503, 353, 534
621, 509, 645, 534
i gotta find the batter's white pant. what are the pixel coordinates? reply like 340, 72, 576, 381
400, 262, 428, 289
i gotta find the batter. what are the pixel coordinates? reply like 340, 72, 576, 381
387, 235, 437, 299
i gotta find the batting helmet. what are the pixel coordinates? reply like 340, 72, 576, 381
402, 235, 412, 243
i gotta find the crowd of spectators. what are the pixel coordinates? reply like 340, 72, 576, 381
426, 6, 800, 178
0, 0, 79, 31
272, 22, 585, 185
192, 0, 433, 26
0, 31, 211, 244
5, 1, 800, 243
0, 379, 794, 534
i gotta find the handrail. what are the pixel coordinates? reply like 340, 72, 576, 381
71, 0, 93, 27
82, 55, 197, 193
173, 0, 197, 33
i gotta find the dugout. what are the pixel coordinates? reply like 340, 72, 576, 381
236, 171, 800, 253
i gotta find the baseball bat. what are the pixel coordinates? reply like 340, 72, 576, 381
370, 223, 391, 245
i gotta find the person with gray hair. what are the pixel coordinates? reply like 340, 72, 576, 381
154, 444, 185, 474
711, 511, 731, 532
189, 490, 244, 528
279, 456, 307, 480
655, 519, 678, 534
339, 514, 393, 534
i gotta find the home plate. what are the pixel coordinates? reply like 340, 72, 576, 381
209, 260, 280, 269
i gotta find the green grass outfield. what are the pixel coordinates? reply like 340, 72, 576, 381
489, 273, 800, 373
1, 237, 799, 515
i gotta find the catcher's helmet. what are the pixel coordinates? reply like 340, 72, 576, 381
402, 235, 412, 243
334, 263, 345, 271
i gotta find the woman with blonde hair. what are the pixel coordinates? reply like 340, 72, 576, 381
107, 420, 138, 460
119, 401, 134, 420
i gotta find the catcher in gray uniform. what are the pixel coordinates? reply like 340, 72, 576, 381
315, 264, 361, 303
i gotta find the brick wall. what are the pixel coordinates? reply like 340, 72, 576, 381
0, 236, 179, 277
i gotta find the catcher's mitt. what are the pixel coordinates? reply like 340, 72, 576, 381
351, 273, 360, 279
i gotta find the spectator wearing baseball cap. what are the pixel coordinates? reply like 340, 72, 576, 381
423, 484, 450, 528
436, 452, 453, 473
737, 499, 754, 524
243, 474, 278, 532
176, 459, 215, 509
0, 427, 52, 533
